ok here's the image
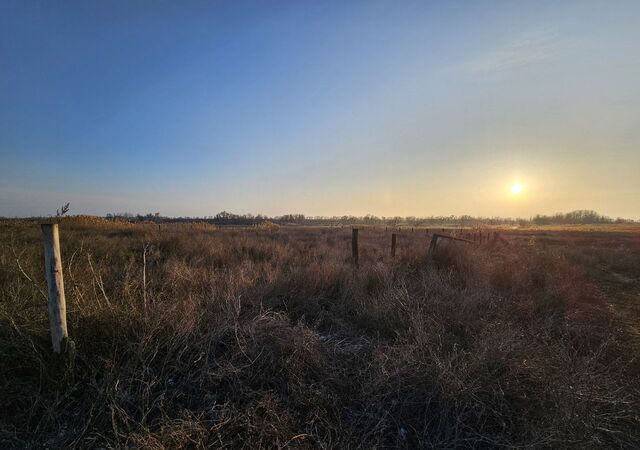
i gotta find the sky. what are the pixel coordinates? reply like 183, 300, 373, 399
1, 0, 639, 219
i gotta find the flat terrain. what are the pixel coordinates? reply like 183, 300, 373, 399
1, 220, 639, 448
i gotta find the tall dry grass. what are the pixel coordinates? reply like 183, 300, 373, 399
0, 222, 639, 448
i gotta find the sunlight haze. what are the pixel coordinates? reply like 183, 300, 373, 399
1, 0, 639, 219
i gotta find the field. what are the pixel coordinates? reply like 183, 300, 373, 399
1, 221, 639, 448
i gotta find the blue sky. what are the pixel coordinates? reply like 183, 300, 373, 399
1, 0, 639, 218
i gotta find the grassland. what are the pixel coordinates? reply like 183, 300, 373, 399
1, 220, 639, 448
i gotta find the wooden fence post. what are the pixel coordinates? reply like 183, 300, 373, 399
143, 244, 148, 312
391, 233, 397, 258
41, 223, 68, 353
352, 228, 359, 268
428, 234, 439, 256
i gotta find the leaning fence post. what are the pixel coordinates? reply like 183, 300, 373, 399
352, 228, 359, 268
41, 223, 68, 353
428, 234, 439, 256
391, 233, 397, 258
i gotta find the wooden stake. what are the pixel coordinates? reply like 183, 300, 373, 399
143, 244, 148, 312
391, 233, 397, 258
352, 228, 359, 268
41, 224, 68, 353
428, 234, 439, 255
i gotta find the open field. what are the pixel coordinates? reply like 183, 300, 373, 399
1, 221, 640, 448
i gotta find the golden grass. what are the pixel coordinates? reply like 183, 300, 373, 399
1, 222, 639, 448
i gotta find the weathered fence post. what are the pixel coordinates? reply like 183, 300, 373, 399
428, 234, 439, 256
352, 228, 359, 268
41, 223, 68, 353
391, 233, 397, 258
143, 244, 148, 312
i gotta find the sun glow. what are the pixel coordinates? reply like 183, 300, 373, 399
510, 183, 524, 195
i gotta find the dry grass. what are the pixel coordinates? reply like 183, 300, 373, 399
1, 222, 639, 448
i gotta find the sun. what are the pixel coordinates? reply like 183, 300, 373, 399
510, 183, 524, 195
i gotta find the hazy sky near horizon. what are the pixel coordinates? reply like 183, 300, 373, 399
1, 0, 639, 218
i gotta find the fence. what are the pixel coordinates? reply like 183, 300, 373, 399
39, 223, 497, 352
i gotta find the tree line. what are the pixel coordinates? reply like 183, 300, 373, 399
102, 209, 634, 226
